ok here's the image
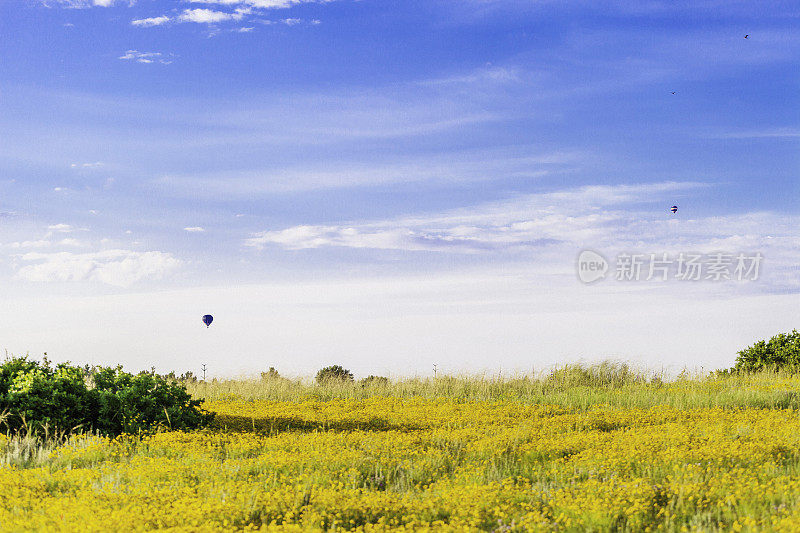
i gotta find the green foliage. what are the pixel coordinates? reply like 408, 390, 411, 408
359, 375, 389, 387
178, 371, 198, 383
733, 329, 800, 372
260, 367, 281, 380
0, 357, 213, 437
315, 365, 354, 384
159, 370, 198, 383
91, 367, 213, 435
545, 361, 648, 389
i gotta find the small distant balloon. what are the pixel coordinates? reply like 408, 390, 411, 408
202, 314, 213, 328
670, 205, 678, 214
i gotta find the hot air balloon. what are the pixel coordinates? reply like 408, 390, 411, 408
202, 315, 213, 328
670, 206, 678, 214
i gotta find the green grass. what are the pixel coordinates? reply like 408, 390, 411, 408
186, 361, 800, 410
4, 362, 800, 531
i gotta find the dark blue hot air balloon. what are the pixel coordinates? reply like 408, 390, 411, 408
670, 205, 678, 214
202, 315, 213, 328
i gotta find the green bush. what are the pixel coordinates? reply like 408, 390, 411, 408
733, 329, 800, 372
0, 358, 96, 435
359, 375, 389, 387
260, 367, 281, 380
315, 365, 354, 384
0, 357, 213, 437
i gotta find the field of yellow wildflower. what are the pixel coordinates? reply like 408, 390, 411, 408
2, 365, 800, 531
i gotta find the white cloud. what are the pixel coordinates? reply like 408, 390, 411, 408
179, 8, 243, 23
154, 148, 572, 196
187, 0, 327, 8
15, 250, 182, 287
71, 161, 104, 168
58, 238, 88, 247
132, 16, 171, 27
47, 223, 73, 233
44, 0, 121, 7
246, 224, 546, 252
421, 66, 522, 87
184, 226, 206, 232
128, 0, 331, 29
132, 3, 323, 29
245, 181, 799, 293
9, 240, 52, 249
245, 182, 698, 251
242, 182, 784, 250
118, 50, 173, 64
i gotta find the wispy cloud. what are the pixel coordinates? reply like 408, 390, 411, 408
8, 240, 52, 249
246, 224, 563, 253
44, 0, 327, 8
42, 0, 122, 8
118, 50, 174, 64
246, 182, 709, 252
15, 250, 182, 287
184, 226, 206, 232
129, 0, 334, 29
131, 16, 171, 27
47, 223, 74, 233
179, 8, 243, 23
153, 147, 569, 195
186, 0, 329, 8
420, 66, 522, 87
712, 128, 800, 139
245, 181, 799, 293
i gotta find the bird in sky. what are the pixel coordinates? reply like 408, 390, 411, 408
745, 34, 749, 38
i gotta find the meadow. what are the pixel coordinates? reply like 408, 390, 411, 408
3, 363, 800, 532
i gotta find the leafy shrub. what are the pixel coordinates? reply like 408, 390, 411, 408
315, 365, 354, 384
0, 358, 96, 435
359, 375, 389, 387
0, 357, 213, 437
91, 367, 213, 435
733, 329, 800, 372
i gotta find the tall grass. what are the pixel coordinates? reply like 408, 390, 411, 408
5, 362, 798, 473
186, 361, 800, 410
5, 362, 800, 530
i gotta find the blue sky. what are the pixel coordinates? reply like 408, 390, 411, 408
0, 0, 798, 377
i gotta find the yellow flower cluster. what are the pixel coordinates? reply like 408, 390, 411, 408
3, 396, 800, 531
